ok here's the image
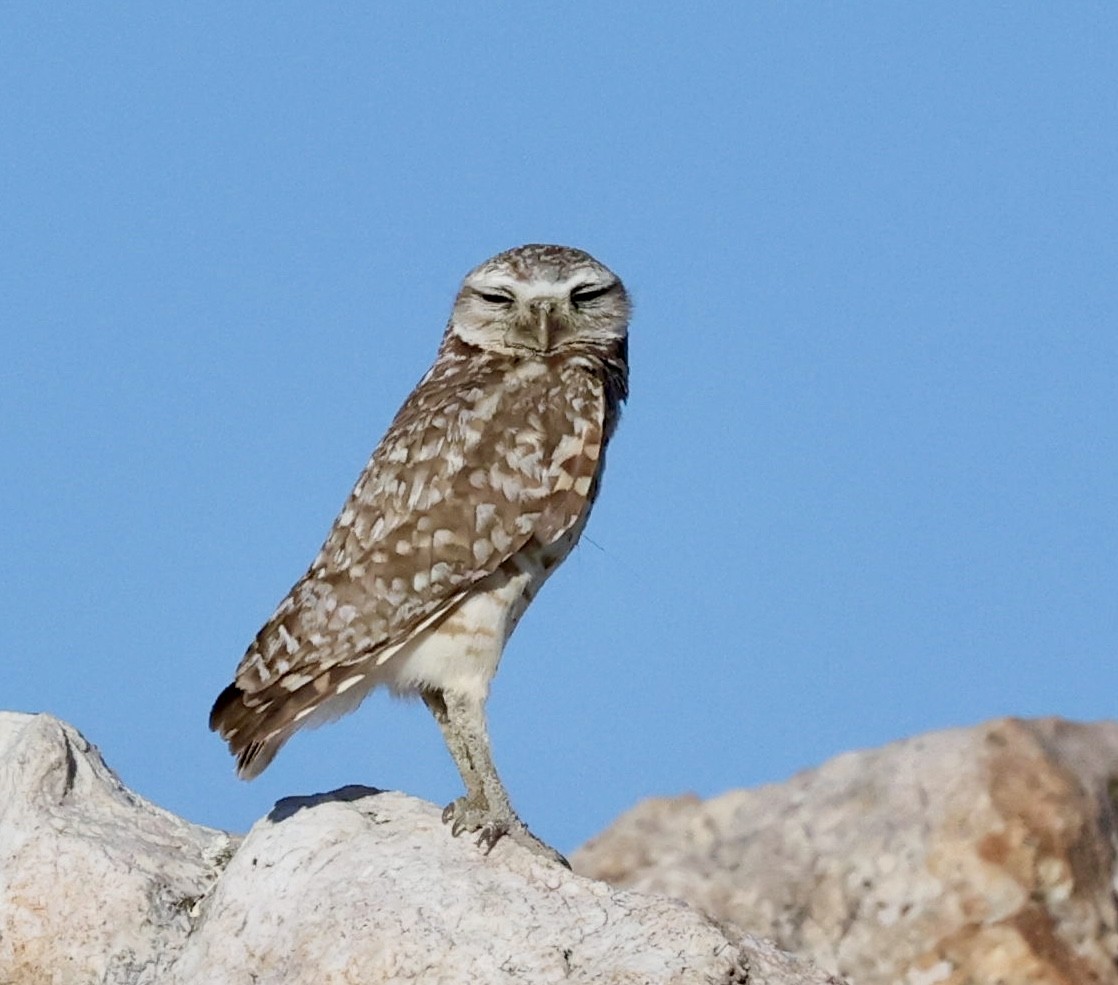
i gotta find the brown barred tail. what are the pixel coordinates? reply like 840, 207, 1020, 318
209, 681, 290, 780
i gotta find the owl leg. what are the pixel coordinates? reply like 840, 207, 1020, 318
421, 688, 569, 868
422, 688, 514, 837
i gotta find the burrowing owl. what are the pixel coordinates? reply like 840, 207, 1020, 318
210, 244, 630, 864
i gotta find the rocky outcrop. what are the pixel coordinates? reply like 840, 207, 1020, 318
573, 717, 1118, 985
0, 713, 234, 984
0, 712, 840, 985
16, 709, 1113, 985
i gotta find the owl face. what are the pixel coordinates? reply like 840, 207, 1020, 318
449, 244, 630, 356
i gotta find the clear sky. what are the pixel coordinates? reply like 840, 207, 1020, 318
3, 5, 1115, 855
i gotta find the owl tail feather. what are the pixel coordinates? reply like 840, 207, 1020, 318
209, 682, 290, 780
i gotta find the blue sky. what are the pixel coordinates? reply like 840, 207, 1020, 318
3, 5, 1115, 854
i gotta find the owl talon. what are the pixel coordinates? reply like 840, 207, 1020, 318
439, 796, 567, 865
475, 822, 510, 854
510, 828, 572, 869
441, 796, 515, 848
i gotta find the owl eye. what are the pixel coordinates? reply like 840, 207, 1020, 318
476, 290, 514, 305
570, 283, 613, 307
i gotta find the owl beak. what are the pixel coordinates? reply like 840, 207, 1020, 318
513, 300, 557, 352
534, 303, 552, 350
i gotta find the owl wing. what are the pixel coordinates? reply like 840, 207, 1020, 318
210, 355, 610, 776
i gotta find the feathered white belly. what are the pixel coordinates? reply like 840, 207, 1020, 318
386, 566, 531, 700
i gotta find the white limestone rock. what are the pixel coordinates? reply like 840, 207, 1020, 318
171, 786, 842, 984
0, 712, 840, 985
573, 717, 1118, 985
0, 712, 234, 985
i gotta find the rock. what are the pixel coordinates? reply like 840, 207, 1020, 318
573, 717, 1118, 985
0, 712, 234, 985
172, 787, 841, 985
0, 712, 839, 985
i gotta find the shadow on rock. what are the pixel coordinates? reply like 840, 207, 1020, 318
267, 784, 384, 823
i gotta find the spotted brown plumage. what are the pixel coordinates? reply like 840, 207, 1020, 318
210, 244, 630, 864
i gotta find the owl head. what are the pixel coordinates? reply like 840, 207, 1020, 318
448, 244, 630, 356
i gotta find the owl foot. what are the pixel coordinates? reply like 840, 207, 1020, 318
507, 826, 571, 869
440, 798, 569, 868
441, 795, 512, 845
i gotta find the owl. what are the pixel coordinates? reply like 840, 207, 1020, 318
210, 244, 630, 865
